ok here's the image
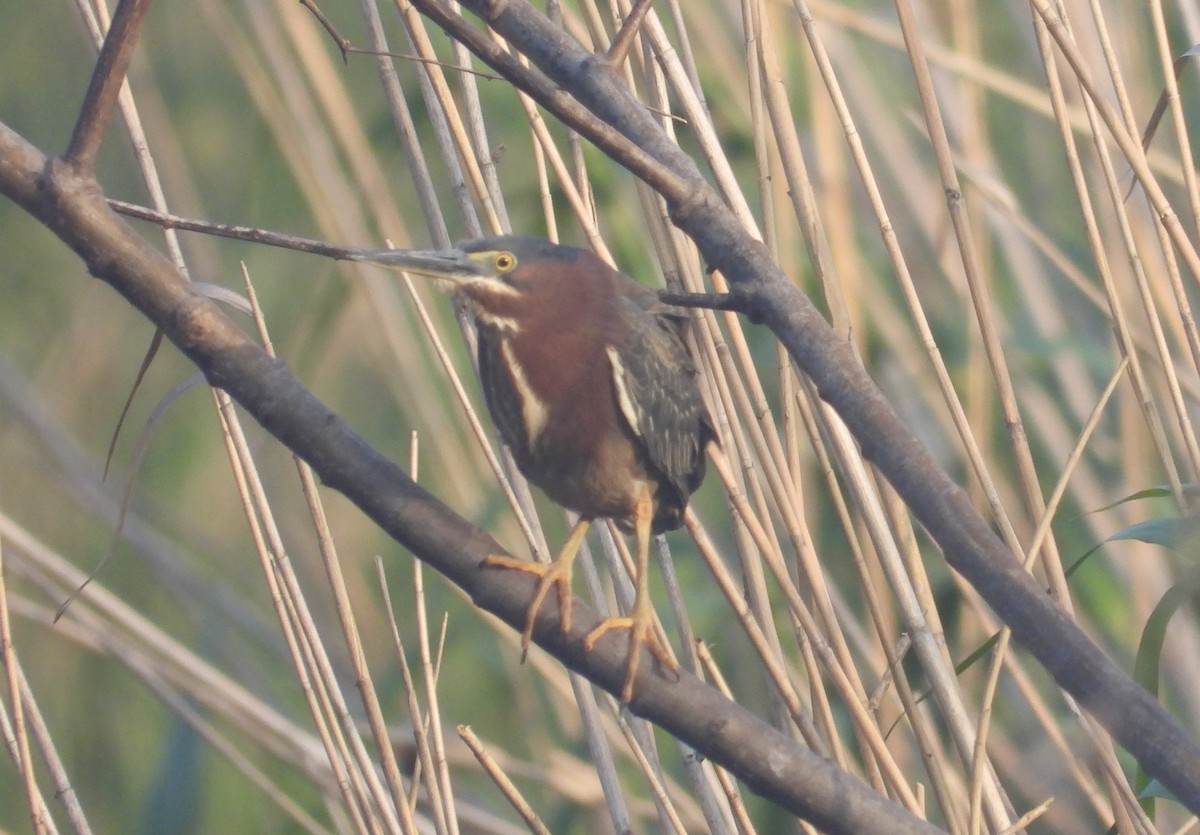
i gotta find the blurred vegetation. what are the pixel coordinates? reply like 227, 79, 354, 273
4, 0, 1200, 833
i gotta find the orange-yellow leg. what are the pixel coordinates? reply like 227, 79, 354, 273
583, 485, 679, 702
483, 517, 592, 661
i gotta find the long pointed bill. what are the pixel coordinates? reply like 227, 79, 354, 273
346, 247, 483, 282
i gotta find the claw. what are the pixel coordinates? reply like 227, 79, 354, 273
585, 609, 679, 702
482, 517, 592, 658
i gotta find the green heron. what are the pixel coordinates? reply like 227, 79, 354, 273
352, 235, 712, 700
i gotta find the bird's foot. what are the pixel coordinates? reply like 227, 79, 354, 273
584, 610, 679, 702
482, 553, 574, 662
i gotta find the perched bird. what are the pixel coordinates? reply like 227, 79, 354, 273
353, 235, 712, 700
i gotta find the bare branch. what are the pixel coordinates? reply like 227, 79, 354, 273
65, 0, 154, 171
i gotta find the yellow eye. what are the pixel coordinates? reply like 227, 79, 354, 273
495, 252, 517, 272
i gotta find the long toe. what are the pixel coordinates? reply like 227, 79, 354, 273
486, 518, 593, 659
585, 614, 676, 702
483, 553, 575, 659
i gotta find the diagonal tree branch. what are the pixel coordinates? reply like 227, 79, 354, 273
413, 0, 1200, 811
0, 120, 939, 835
64, 0, 154, 171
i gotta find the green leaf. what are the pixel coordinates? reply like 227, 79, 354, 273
1132, 581, 1199, 699
1130, 576, 1200, 813
1108, 516, 1200, 550
1088, 486, 1175, 514
1138, 778, 1180, 802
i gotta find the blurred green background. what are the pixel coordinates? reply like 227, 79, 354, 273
5, 1, 1200, 832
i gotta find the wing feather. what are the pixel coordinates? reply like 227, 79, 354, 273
606, 303, 709, 505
